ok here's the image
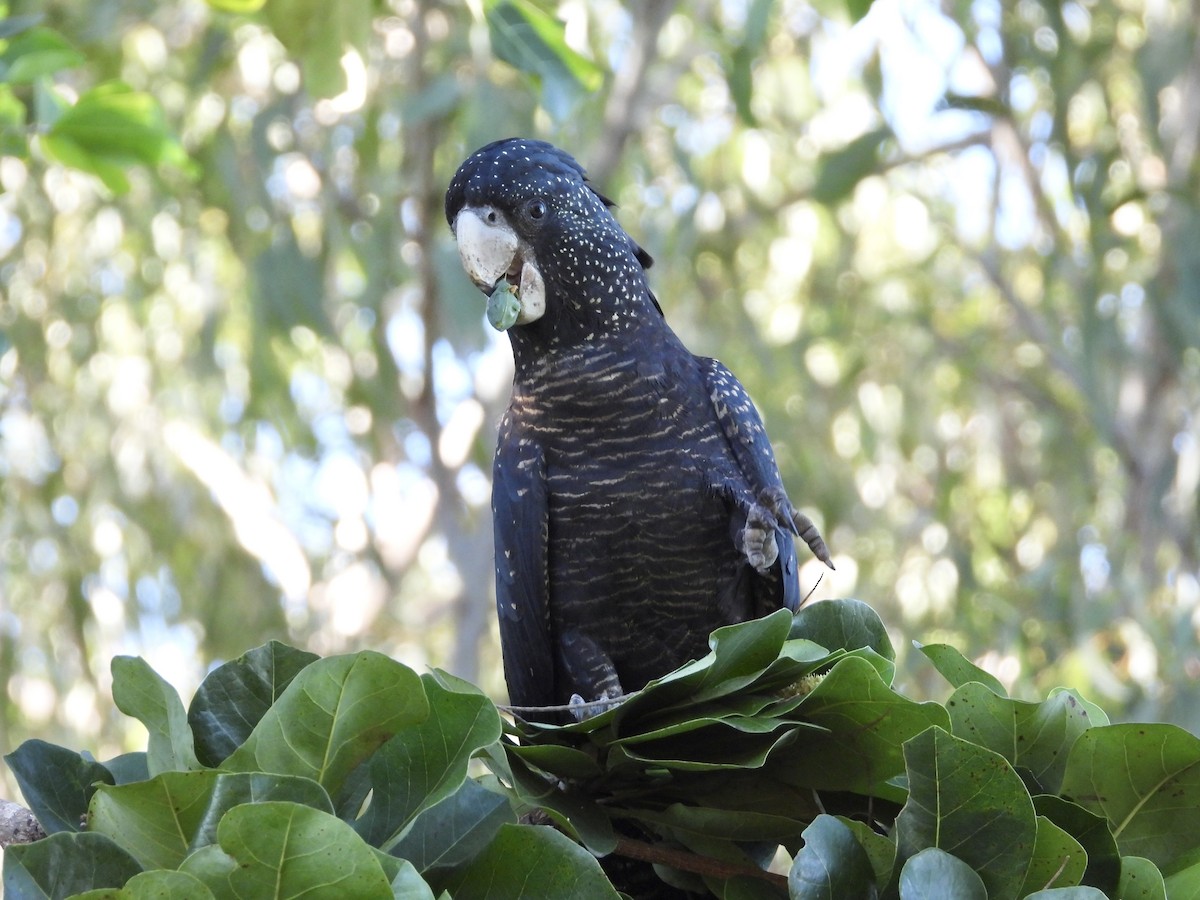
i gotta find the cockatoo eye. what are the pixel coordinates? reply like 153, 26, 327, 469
526, 200, 546, 220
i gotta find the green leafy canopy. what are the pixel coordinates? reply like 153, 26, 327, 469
4, 599, 1200, 898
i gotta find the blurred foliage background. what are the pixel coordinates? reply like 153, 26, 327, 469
0, 0, 1197, 797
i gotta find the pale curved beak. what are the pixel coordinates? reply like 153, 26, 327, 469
453, 206, 546, 326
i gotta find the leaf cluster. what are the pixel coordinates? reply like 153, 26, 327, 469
0, 16, 188, 192
6, 602, 1200, 898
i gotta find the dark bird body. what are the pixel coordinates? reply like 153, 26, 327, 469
446, 139, 831, 716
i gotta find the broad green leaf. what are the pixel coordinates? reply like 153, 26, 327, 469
788, 814, 879, 899
355, 673, 502, 851
41, 82, 187, 193
836, 816, 895, 891
810, 126, 892, 205
5, 739, 114, 833
1164, 854, 1200, 898
482, 0, 603, 121
615, 609, 794, 728
102, 753, 150, 785
389, 779, 516, 873
945, 682, 1097, 793
791, 598, 894, 662
782, 655, 950, 797
1033, 795, 1121, 895
388, 859, 436, 900
1117, 856, 1166, 899
188, 640, 319, 766
898, 847, 986, 899
495, 743, 616, 854
629, 802, 808, 844
1022, 889, 1110, 899
0, 27, 84, 83
110, 656, 202, 775
89, 771, 221, 870
67, 869, 217, 899
507, 742, 604, 780
2, 831, 142, 898
612, 717, 815, 772
197, 801, 393, 899
192, 772, 334, 847
1017, 815, 1088, 896
221, 651, 428, 798
916, 641, 1006, 695
437, 822, 621, 898
895, 726, 1037, 899
1059, 723, 1200, 870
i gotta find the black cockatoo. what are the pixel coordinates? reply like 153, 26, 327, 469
445, 138, 832, 717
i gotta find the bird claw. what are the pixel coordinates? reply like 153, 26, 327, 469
741, 487, 790, 573
741, 486, 834, 572
741, 508, 779, 573
569, 687, 623, 722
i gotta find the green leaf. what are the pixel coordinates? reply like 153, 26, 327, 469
102, 753, 150, 785
836, 816, 895, 891
111, 656, 202, 775
916, 641, 1006, 695
895, 726, 1037, 899
193, 772, 335, 846
782, 655, 950, 798
437, 822, 621, 898
186, 801, 394, 899
89, 771, 219, 870
389, 779, 516, 873
898, 847, 987, 899
0, 26, 84, 83
792, 598, 894, 662
1059, 723, 1200, 870
355, 673, 502, 850
1117, 856, 1167, 899
2, 831, 142, 898
88, 767, 334, 873
495, 743, 616, 854
40, 82, 187, 193
1016, 815, 1088, 895
388, 859, 437, 900
612, 717, 816, 772
1033, 795, 1121, 895
615, 608, 794, 728
1164, 853, 1200, 898
221, 651, 429, 798
68, 869, 217, 899
810, 126, 892, 205
1022, 889, 1110, 899
482, 0, 603, 121
188, 640, 319, 766
788, 814, 879, 899
4, 739, 115, 833
945, 682, 1098, 793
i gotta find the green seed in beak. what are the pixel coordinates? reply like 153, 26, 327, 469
486, 278, 522, 331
